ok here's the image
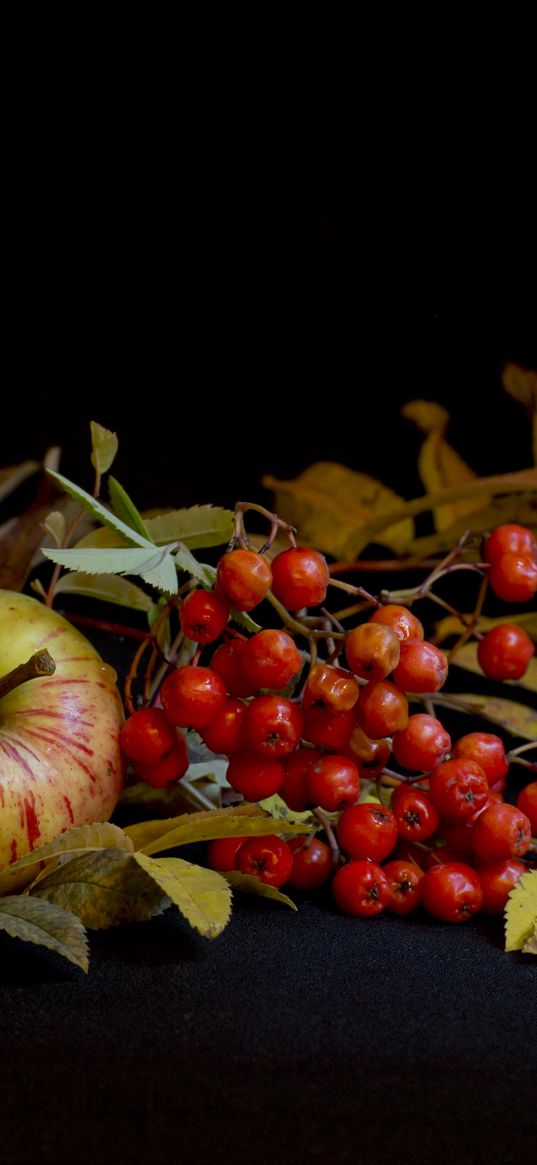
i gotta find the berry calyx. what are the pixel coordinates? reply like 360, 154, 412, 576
383, 858, 424, 915
332, 859, 391, 917
241, 694, 304, 758
344, 622, 401, 682
236, 835, 293, 887
337, 802, 398, 862
390, 784, 440, 842
428, 758, 490, 822
421, 861, 483, 922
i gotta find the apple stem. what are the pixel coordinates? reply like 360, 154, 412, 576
0, 649, 56, 701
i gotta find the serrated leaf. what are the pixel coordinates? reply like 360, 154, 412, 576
174, 547, 216, 586
228, 608, 263, 633
108, 476, 152, 540
522, 929, 537, 954
90, 421, 119, 476
54, 570, 153, 611
505, 869, 537, 951
262, 461, 414, 561
42, 509, 66, 547
447, 693, 537, 741
0, 822, 133, 897
42, 544, 178, 595
46, 469, 152, 548
32, 847, 169, 929
451, 642, 537, 692
143, 505, 234, 549
134, 852, 232, 938
222, 871, 297, 910
0, 894, 89, 972
124, 805, 308, 856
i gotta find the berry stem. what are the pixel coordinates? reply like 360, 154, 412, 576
313, 807, 341, 865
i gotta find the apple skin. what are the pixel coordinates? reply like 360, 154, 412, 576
0, 590, 125, 868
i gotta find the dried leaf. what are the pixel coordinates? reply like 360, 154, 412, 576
262, 462, 414, 561
41, 510, 66, 547
505, 869, 537, 952
447, 693, 537, 741
222, 870, 297, 910
402, 399, 486, 531
90, 421, 118, 477
451, 642, 537, 692
108, 476, 151, 541
407, 495, 537, 559
434, 611, 537, 644
502, 364, 537, 464
0, 822, 133, 897
54, 570, 153, 612
0, 894, 89, 972
32, 847, 169, 929
0, 460, 41, 503
134, 853, 232, 938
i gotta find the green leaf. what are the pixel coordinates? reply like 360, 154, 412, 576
42, 510, 66, 547
54, 570, 153, 611
134, 853, 232, 938
0, 822, 133, 897
222, 871, 297, 910
108, 476, 152, 541
45, 469, 152, 548
0, 894, 89, 972
32, 847, 169, 929
143, 505, 234, 549
505, 869, 537, 952
228, 608, 263, 634
42, 544, 179, 595
90, 421, 119, 477
174, 547, 216, 587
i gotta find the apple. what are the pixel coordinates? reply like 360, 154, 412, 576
0, 589, 124, 868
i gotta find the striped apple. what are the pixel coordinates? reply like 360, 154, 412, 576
0, 590, 124, 868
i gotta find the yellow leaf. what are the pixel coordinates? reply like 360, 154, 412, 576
505, 869, 537, 952
522, 929, 537, 955
32, 847, 168, 929
262, 462, 414, 561
402, 399, 485, 531
0, 822, 134, 897
124, 804, 266, 852
451, 642, 537, 693
448, 693, 537, 741
0, 894, 89, 972
134, 853, 232, 939
502, 363, 537, 464
136, 812, 312, 858
408, 495, 537, 559
433, 611, 537, 645
222, 871, 297, 910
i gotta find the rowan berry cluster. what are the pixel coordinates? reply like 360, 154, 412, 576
118, 514, 537, 926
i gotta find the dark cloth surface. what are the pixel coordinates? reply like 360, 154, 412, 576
2, 626, 537, 1165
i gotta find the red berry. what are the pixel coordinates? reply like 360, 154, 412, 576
368, 603, 424, 642
391, 713, 451, 772
306, 754, 360, 812
287, 836, 334, 889
421, 861, 483, 922
483, 523, 537, 565
199, 696, 247, 755
236, 835, 293, 887
452, 732, 509, 786
210, 637, 255, 698
477, 624, 535, 681
344, 623, 401, 682
119, 707, 178, 766
476, 858, 527, 914
241, 628, 302, 693
226, 750, 286, 801
517, 781, 537, 833
206, 836, 247, 872
392, 640, 448, 694
489, 552, 537, 603
302, 704, 359, 750
302, 663, 360, 713
383, 858, 424, 915
357, 680, 409, 739
135, 738, 189, 788
390, 784, 440, 842
471, 802, 532, 861
179, 588, 229, 645
160, 665, 227, 730
337, 803, 398, 862
280, 748, 320, 811
215, 549, 273, 612
242, 694, 304, 758
428, 758, 490, 822
342, 725, 391, 780
332, 859, 391, 917
270, 547, 330, 610
441, 813, 483, 856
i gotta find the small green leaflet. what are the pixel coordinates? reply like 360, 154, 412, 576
45, 469, 154, 549
0, 894, 89, 972
174, 548, 216, 587
144, 505, 234, 549
54, 571, 154, 611
108, 475, 151, 540
90, 421, 118, 477
134, 853, 232, 939
43, 545, 179, 595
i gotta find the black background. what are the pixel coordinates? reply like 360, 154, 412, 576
1, 49, 536, 512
